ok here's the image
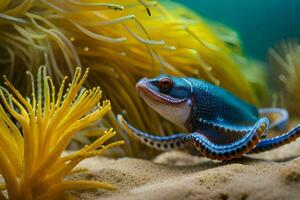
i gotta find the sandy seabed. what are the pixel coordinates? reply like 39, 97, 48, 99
71, 137, 300, 200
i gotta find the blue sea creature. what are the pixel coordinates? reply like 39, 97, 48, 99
118, 75, 300, 160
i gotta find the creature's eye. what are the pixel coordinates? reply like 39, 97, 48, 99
158, 77, 173, 92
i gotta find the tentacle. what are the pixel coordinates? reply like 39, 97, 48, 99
118, 115, 187, 151
259, 108, 288, 130
248, 124, 300, 154
185, 118, 269, 160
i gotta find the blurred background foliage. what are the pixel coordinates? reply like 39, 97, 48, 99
175, 0, 300, 60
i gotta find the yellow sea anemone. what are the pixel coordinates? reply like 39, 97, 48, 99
0, 0, 263, 157
233, 55, 271, 105
269, 39, 300, 116
0, 66, 124, 200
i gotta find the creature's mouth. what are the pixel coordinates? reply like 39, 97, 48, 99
136, 79, 188, 105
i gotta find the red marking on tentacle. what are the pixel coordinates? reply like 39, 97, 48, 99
250, 125, 300, 154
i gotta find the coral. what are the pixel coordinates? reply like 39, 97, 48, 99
268, 39, 300, 116
0, 0, 262, 157
0, 66, 124, 200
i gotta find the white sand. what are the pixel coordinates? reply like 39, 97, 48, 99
72, 138, 300, 200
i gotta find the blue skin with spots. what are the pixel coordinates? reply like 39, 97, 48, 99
118, 75, 300, 160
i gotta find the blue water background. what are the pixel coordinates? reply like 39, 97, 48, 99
175, 0, 300, 61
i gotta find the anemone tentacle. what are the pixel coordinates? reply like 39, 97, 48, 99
0, 67, 124, 200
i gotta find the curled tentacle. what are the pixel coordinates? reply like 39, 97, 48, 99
185, 118, 269, 160
259, 108, 288, 130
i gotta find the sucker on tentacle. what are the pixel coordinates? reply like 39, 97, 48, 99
118, 75, 300, 161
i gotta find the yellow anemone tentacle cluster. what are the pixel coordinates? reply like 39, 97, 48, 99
0, 66, 124, 200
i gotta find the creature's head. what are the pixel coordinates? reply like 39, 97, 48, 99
136, 75, 193, 129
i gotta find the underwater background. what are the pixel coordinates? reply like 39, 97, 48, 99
176, 0, 300, 60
